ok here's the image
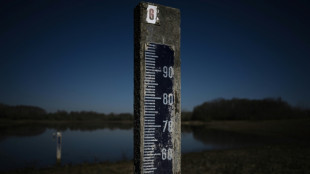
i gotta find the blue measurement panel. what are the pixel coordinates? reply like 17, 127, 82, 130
143, 43, 174, 174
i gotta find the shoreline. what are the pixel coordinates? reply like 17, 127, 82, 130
1, 117, 309, 124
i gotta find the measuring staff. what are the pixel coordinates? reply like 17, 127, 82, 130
134, 2, 181, 174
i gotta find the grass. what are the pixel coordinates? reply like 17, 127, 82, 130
3, 161, 133, 174
4, 144, 310, 174
182, 144, 310, 174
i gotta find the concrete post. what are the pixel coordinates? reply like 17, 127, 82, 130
134, 2, 181, 174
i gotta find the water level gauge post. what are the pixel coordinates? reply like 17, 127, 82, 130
134, 2, 181, 174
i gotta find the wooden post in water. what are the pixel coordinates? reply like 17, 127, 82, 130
134, 2, 181, 173
56, 131, 62, 164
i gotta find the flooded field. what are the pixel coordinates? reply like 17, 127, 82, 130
1, 119, 310, 173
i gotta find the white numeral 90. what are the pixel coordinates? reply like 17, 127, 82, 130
163, 66, 174, 78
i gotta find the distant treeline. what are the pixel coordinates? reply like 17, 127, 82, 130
190, 98, 310, 121
0, 103, 132, 121
1, 98, 309, 121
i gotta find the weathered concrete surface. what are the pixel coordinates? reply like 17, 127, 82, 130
134, 2, 181, 174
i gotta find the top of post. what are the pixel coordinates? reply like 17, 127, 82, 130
135, 2, 180, 26
134, 2, 180, 49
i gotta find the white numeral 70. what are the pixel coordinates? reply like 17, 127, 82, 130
163, 120, 173, 132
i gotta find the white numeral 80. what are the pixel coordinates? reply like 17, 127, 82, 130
163, 93, 173, 105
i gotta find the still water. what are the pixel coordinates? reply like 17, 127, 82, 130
0, 123, 275, 172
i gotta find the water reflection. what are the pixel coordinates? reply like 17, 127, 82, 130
190, 126, 281, 149
0, 124, 46, 141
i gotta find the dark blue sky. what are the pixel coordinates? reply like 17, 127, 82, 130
1, 0, 309, 113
